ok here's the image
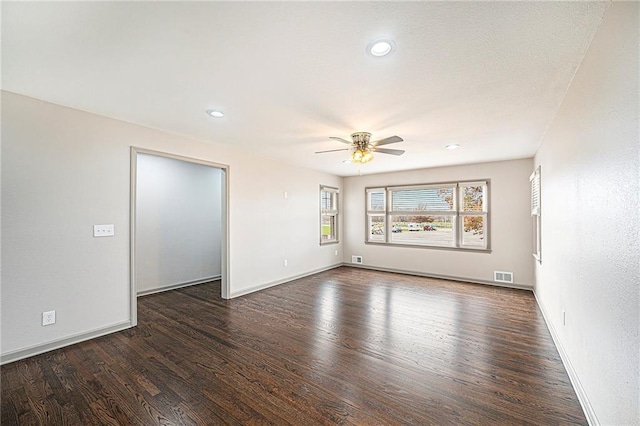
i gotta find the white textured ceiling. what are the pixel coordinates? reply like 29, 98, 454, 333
2, 1, 608, 176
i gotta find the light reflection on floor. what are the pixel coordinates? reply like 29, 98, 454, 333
310, 277, 510, 399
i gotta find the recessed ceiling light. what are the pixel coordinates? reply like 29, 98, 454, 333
445, 144, 460, 150
367, 39, 395, 57
206, 110, 225, 118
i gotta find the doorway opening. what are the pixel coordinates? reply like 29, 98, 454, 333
129, 147, 229, 326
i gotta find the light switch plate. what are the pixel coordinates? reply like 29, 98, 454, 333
94, 224, 115, 237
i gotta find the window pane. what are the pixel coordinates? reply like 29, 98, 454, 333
321, 191, 336, 211
368, 190, 385, 211
321, 215, 336, 241
368, 215, 385, 242
462, 215, 485, 247
390, 215, 454, 247
391, 188, 454, 212
461, 185, 484, 212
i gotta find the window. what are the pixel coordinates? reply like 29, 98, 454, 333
366, 189, 386, 242
530, 166, 541, 263
320, 186, 339, 244
366, 181, 489, 250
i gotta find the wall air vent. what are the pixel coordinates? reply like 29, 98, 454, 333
494, 271, 514, 284
351, 255, 363, 264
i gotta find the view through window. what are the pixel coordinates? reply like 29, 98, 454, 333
320, 186, 339, 244
366, 181, 488, 250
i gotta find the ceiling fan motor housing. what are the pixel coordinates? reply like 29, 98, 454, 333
351, 132, 372, 149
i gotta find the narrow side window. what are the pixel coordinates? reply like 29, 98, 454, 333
320, 186, 339, 245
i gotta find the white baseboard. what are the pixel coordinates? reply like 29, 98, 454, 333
533, 291, 599, 425
137, 275, 221, 297
344, 263, 533, 291
229, 264, 342, 298
1, 320, 132, 365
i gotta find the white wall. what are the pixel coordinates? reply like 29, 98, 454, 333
533, 2, 639, 424
1, 91, 343, 361
343, 158, 533, 288
136, 153, 222, 294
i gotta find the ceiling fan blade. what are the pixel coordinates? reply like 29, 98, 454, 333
372, 135, 403, 146
374, 147, 405, 156
315, 148, 351, 154
329, 136, 353, 145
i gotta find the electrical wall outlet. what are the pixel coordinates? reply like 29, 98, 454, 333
93, 224, 115, 237
42, 310, 56, 326
334, 250, 338, 256
283, 259, 288, 267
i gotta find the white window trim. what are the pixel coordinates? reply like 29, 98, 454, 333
320, 185, 339, 245
365, 181, 490, 251
530, 167, 542, 263
458, 181, 489, 249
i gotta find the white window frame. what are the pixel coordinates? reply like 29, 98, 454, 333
320, 185, 339, 245
366, 188, 387, 244
365, 181, 490, 251
530, 166, 542, 263
459, 181, 489, 249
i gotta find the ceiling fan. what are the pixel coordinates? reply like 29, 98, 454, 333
315, 132, 405, 164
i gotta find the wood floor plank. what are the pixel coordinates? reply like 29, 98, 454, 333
2, 267, 587, 425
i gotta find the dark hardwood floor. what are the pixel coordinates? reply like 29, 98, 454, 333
2, 267, 586, 425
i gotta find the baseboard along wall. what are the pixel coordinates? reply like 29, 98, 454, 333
344, 263, 533, 291
137, 275, 222, 297
0, 321, 132, 365
533, 291, 599, 426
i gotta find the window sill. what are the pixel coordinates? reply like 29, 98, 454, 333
365, 241, 492, 253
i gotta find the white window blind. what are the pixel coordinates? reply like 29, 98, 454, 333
530, 167, 542, 263
390, 187, 454, 213
530, 166, 541, 216
367, 189, 386, 212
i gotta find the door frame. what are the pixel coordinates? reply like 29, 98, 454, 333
129, 147, 230, 326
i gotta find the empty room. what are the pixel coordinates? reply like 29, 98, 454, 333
1, 2, 638, 425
